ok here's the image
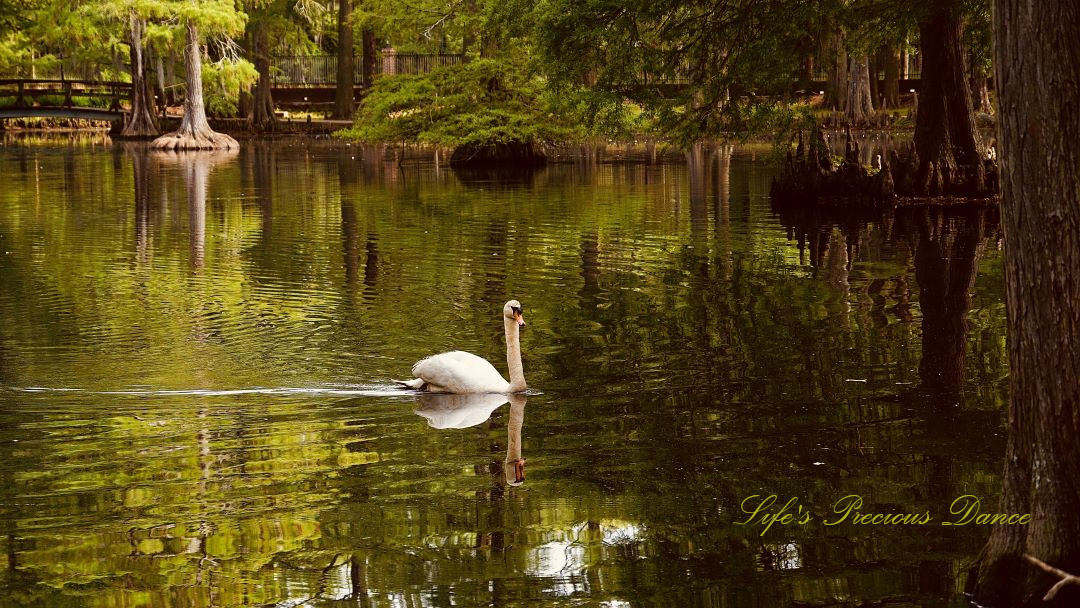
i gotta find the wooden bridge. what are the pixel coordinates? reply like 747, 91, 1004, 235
0, 79, 130, 120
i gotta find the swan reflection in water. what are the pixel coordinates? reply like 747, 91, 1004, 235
414, 393, 527, 485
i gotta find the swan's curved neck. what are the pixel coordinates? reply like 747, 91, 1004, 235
504, 317, 526, 392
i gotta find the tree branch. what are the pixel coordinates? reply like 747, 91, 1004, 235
1024, 554, 1080, 601
422, 4, 459, 40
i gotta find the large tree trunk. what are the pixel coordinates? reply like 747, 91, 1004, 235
121, 10, 159, 138
823, 22, 847, 110
975, 76, 993, 115
333, 0, 355, 119
867, 50, 880, 106
882, 41, 901, 108
154, 52, 167, 115
969, 52, 994, 115
799, 54, 814, 88
152, 22, 238, 150
251, 19, 276, 132
967, 1, 1080, 606
361, 28, 377, 87
846, 56, 874, 125
913, 0, 982, 195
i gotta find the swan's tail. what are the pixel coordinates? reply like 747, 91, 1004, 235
394, 378, 425, 390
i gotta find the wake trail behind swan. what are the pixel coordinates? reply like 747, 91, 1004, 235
5, 384, 412, 398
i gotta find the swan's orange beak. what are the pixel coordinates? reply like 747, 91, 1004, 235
514, 311, 526, 327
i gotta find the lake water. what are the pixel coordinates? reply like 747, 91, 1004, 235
0, 136, 1008, 607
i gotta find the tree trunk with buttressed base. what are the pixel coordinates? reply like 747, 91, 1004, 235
120, 10, 159, 138
966, 0, 1080, 605
912, 0, 982, 195
152, 22, 239, 151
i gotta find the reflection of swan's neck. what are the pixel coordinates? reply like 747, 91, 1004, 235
505, 395, 526, 485
504, 316, 527, 392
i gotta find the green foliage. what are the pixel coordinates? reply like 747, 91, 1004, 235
203, 58, 258, 116
843, 0, 919, 53
163, 0, 247, 36
524, 0, 822, 144
340, 57, 578, 148
963, 1, 992, 77
534, 80, 656, 143
353, 0, 478, 54
0, 31, 46, 76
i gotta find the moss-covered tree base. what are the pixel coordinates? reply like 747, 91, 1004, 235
448, 142, 547, 167
151, 124, 239, 151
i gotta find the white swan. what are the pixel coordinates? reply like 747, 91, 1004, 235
396, 300, 527, 394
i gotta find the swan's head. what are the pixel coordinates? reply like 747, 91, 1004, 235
503, 300, 525, 327
506, 458, 526, 486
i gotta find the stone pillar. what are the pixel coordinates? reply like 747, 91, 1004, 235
381, 47, 397, 76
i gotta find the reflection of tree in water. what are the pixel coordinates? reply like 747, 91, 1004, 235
713, 144, 733, 281
481, 219, 509, 305
337, 150, 380, 301
580, 231, 601, 304
907, 209, 985, 393
777, 202, 1000, 599
688, 142, 708, 235
364, 234, 379, 293
779, 203, 999, 399
451, 165, 541, 189
339, 150, 361, 291
253, 143, 274, 245
126, 144, 155, 266
153, 150, 237, 270
341, 198, 359, 287
902, 208, 990, 598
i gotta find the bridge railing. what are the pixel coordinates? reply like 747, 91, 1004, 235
0, 79, 130, 110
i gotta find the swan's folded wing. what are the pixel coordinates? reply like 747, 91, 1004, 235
411, 351, 508, 393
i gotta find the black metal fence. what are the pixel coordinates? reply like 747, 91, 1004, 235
270, 55, 361, 85
810, 62, 922, 82
270, 53, 464, 86
387, 53, 463, 76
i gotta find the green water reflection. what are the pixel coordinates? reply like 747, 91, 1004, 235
0, 138, 1007, 606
